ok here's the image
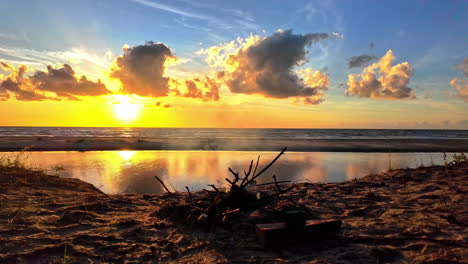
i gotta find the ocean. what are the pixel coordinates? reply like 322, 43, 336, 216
1, 127, 468, 140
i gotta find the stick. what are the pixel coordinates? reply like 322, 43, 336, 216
240, 160, 254, 187
225, 178, 234, 185
208, 184, 219, 192
273, 175, 282, 193
255, 180, 291, 186
185, 186, 192, 200
248, 147, 287, 185
228, 168, 240, 185
266, 175, 295, 198
154, 176, 172, 194
252, 155, 260, 178
222, 208, 240, 215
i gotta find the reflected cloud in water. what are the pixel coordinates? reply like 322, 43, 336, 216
3, 151, 447, 194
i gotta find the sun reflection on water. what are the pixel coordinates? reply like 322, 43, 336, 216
118, 150, 136, 161
1, 151, 446, 194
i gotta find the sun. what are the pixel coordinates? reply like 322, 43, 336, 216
113, 95, 140, 122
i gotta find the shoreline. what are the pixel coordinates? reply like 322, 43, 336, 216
0, 160, 466, 263
1, 137, 468, 152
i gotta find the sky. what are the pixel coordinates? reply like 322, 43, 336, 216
0, 0, 467, 128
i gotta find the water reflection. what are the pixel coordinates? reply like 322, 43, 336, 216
2, 151, 448, 194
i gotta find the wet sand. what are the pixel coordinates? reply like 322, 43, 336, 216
0, 160, 466, 263
1, 136, 468, 152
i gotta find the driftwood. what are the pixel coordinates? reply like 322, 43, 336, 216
154, 176, 172, 194
185, 186, 192, 200
256, 219, 342, 247
154, 147, 296, 228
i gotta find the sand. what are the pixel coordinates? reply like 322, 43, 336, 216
0, 161, 467, 263
1, 136, 468, 152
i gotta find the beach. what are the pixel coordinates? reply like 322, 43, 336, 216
1, 158, 466, 263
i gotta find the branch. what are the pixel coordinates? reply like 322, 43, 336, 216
228, 168, 240, 185
154, 176, 172, 194
248, 147, 287, 185
185, 186, 192, 200
252, 155, 260, 178
255, 180, 291, 186
240, 160, 254, 187
208, 184, 219, 193
225, 178, 234, 185
273, 175, 283, 193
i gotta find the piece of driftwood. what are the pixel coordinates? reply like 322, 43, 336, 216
256, 219, 342, 248
154, 176, 172, 194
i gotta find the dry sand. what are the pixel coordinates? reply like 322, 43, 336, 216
0, 161, 467, 263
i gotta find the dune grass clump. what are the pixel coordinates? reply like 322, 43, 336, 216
0, 147, 32, 170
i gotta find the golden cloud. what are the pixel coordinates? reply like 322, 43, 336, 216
449, 58, 468, 102
345, 50, 415, 99
199, 30, 330, 104
0, 61, 110, 101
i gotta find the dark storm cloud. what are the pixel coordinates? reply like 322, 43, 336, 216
110, 41, 175, 97
347, 54, 378, 68
220, 30, 329, 102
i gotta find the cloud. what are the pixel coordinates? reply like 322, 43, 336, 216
110, 41, 176, 97
171, 77, 220, 101
0, 61, 110, 101
0, 79, 49, 101
131, 0, 210, 20
202, 30, 330, 104
449, 78, 468, 102
454, 58, 468, 77
0, 62, 50, 101
348, 54, 377, 68
131, 0, 259, 33
155, 101, 172, 108
110, 41, 221, 101
345, 50, 415, 99
30, 64, 111, 100
449, 58, 468, 102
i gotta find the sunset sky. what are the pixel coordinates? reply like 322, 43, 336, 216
0, 0, 467, 128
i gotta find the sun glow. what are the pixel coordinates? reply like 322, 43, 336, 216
118, 150, 136, 161
113, 95, 140, 122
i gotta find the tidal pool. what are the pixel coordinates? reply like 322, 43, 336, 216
1, 151, 448, 194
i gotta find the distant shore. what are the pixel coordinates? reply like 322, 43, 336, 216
0, 136, 468, 152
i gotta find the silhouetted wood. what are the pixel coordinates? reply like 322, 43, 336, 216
242, 147, 287, 188
208, 184, 219, 193
255, 180, 291, 186
256, 219, 342, 248
154, 176, 172, 194
185, 186, 192, 200
221, 147, 293, 211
